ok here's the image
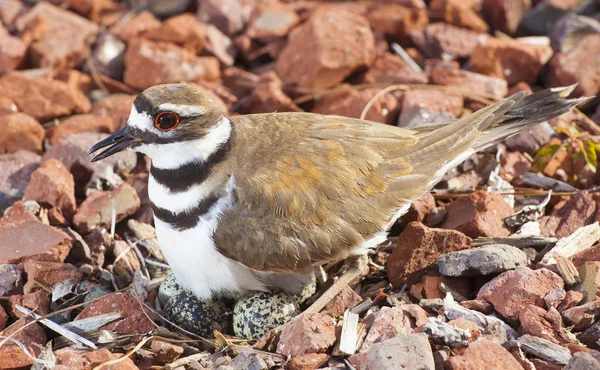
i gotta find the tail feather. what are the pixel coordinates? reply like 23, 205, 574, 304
473, 85, 591, 151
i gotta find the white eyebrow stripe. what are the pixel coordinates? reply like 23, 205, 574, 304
158, 103, 206, 116
128, 105, 152, 132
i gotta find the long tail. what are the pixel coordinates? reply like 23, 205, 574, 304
473, 85, 591, 151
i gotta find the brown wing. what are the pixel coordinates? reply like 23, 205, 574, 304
213, 87, 583, 274
213, 112, 450, 274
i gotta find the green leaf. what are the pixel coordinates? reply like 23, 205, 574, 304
532, 144, 562, 173
581, 139, 598, 173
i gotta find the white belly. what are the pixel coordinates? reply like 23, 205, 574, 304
150, 176, 268, 299
154, 217, 267, 299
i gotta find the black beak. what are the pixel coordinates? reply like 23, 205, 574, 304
87, 127, 140, 162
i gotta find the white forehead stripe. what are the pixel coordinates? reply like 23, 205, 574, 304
158, 103, 206, 116
128, 105, 152, 131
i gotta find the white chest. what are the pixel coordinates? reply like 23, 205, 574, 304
149, 176, 267, 299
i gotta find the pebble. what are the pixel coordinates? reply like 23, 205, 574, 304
438, 244, 528, 276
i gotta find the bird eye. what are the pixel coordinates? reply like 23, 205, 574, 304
154, 112, 180, 131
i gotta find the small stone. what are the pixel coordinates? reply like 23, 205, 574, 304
545, 289, 566, 309
288, 353, 330, 370
429, 61, 508, 99
16, 2, 99, 68
311, 87, 398, 125
0, 221, 72, 264
322, 285, 363, 318
399, 89, 464, 127
76, 291, 154, 335
24, 159, 76, 221
109, 11, 161, 43
0, 73, 90, 121
410, 274, 472, 300
0, 113, 44, 154
499, 151, 531, 185
73, 182, 141, 234
144, 14, 206, 53
562, 300, 600, 330
91, 33, 126, 81
42, 132, 137, 192
504, 122, 554, 156
446, 338, 525, 370
275, 8, 375, 89
442, 191, 514, 238
204, 24, 237, 66
565, 351, 600, 370
411, 23, 482, 59
481, 0, 531, 35
0, 264, 23, 296
276, 313, 336, 357
124, 38, 220, 90
539, 191, 596, 238
0, 24, 26, 74
239, 71, 301, 114
23, 261, 81, 294
460, 299, 494, 314
547, 33, 600, 98
48, 114, 114, 145
580, 322, 600, 349
150, 339, 184, 364
0, 319, 47, 369
7, 289, 51, 319
0, 151, 40, 210
557, 290, 584, 312
245, 3, 300, 41
551, 13, 600, 53
387, 222, 471, 287
518, 334, 572, 365
0, 0, 26, 28
367, 4, 429, 45
396, 192, 436, 230
519, 305, 568, 344
196, 0, 246, 36
477, 267, 564, 324
91, 94, 136, 131
54, 348, 139, 370
358, 306, 419, 353
359, 52, 428, 85
366, 333, 435, 370
429, 0, 489, 33
471, 36, 553, 85
438, 244, 528, 277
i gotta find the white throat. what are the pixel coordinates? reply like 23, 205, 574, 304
133, 116, 232, 169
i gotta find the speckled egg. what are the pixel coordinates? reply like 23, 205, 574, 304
158, 271, 185, 306
159, 272, 232, 338
233, 291, 300, 339
296, 274, 317, 305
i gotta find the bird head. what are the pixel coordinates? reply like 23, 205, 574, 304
88, 83, 224, 163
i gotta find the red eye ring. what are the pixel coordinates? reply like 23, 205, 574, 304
154, 112, 180, 131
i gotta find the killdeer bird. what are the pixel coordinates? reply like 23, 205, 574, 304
89, 84, 585, 313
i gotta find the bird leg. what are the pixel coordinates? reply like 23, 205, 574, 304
302, 254, 368, 315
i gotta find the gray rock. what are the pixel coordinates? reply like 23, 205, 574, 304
230, 352, 268, 370
580, 320, 600, 349
551, 13, 600, 53
422, 317, 471, 348
0, 150, 41, 210
438, 244, 528, 276
518, 334, 571, 365
366, 333, 435, 370
565, 351, 600, 370
0, 264, 23, 296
